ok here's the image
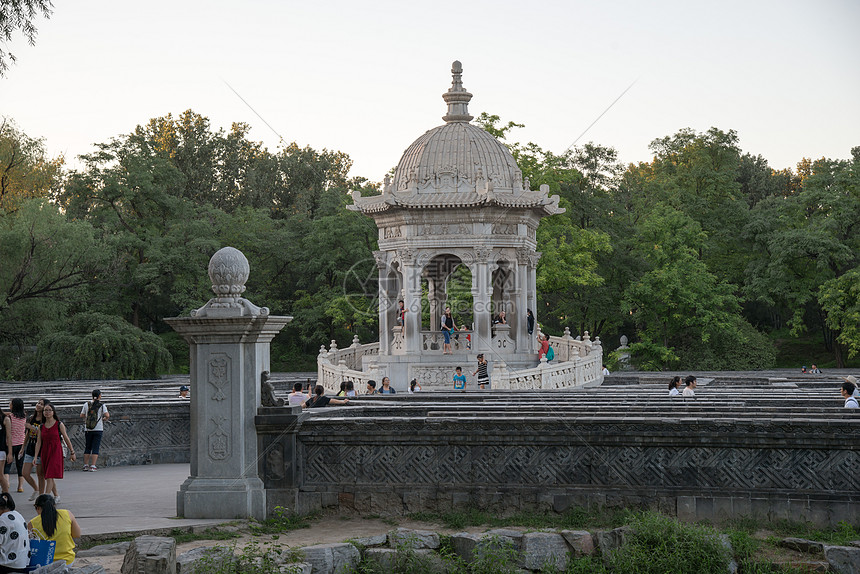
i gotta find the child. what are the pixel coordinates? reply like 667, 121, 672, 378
453, 367, 466, 390
472, 354, 489, 390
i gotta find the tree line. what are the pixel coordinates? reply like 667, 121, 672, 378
0, 111, 857, 379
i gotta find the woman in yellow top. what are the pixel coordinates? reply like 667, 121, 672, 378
28, 495, 81, 566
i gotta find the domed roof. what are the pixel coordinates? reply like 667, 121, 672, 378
391, 61, 523, 194
349, 62, 563, 216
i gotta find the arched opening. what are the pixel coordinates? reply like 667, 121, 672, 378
419, 254, 473, 353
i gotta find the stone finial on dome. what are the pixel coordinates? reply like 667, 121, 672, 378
442, 60, 473, 123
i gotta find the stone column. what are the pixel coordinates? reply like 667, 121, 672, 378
374, 251, 391, 355
401, 250, 422, 354
165, 247, 291, 521
428, 276, 440, 332
472, 248, 492, 354
527, 252, 541, 353
515, 252, 530, 354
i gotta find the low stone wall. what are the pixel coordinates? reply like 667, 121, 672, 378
258, 392, 860, 527
55, 402, 190, 468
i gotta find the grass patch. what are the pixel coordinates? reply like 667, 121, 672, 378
171, 528, 240, 545
249, 506, 314, 535
407, 505, 635, 531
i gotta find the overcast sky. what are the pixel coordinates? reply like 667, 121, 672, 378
2, 0, 859, 181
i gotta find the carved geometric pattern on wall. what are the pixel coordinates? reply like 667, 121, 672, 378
300, 440, 860, 494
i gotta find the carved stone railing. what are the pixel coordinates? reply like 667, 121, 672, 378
316, 336, 382, 394
420, 330, 472, 353
494, 328, 603, 390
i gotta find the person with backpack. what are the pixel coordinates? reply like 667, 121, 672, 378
79, 390, 109, 472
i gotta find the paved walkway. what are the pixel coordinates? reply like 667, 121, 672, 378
11, 463, 228, 539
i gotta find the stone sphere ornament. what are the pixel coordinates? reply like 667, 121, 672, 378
191, 246, 268, 317
208, 246, 249, 296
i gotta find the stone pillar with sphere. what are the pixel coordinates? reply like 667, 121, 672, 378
165, 246, 292, 520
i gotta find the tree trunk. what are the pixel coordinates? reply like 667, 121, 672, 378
834, 342, 845, 369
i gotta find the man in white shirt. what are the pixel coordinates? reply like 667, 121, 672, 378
682, 376, 697, 397
842, 381, 858, 409
80, 389, 110, 471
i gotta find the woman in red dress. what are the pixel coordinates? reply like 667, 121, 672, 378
33, 402, 76, 503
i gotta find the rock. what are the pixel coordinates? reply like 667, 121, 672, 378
484, 528, 524, 552
349, 534, 388, 547
364, 548, 397, 571
780, 537, 825, 554
176, 546, 235, 573
595, 526, 630, 556
281, 564, 312, 574
388, 527, 440, 550
77, 541, 132, 557
121, 536, 177, 574
68, 565, 107, 574
849, 541, 860, 549
450, 532, 482, 563
824, 545, 860, 574
299, 542, 360, 574
520, 532, 569, 571
718, 534, 738, 574
560, 530, 595, 557
34, 563, 71, 574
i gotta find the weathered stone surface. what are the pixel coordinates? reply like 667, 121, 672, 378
282, 564, 312, 574
389, 527, 440, 550
68, 565, 107, 574
520, 532, 569, 571
77, 541, 131, 557
350, 534, 388, 547
364, 548, 397, 571
718, 533, 738, 574
450, 532, 482, 563
851, 541, 860, 549
824, 545, 860, 574
299, 542, 360, 574
560, 530, 595, 557
484, 528, 524, 551
780, 537, 825, 554
176, 546, 235, 573
121, 536, 176, 574
595, 526, 630, 555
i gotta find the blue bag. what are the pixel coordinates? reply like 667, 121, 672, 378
28, 538, 56, 567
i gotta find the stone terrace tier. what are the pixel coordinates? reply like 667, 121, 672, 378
258, 381, 859, 528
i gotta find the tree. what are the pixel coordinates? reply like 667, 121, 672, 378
0, 118, 63, 212
0, 199, 108, 362
0, 0, 53, 76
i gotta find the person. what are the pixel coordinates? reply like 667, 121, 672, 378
288, 382, 308, 406
33, 402, 76, 503
538, 334, 550, 359
801, 365, 807, 374
453, 367, 466, 390
379, 377, 396, 394
397, 300, 406, 334
602, 365, 610, 376
682, 375, 697, 397
668, 376, 681, 397
28, 494, 80, 567
843, 375, 859, 398
526, 310, 535, 336
21, 400, 48, 502
336, 381, 348, 397
809, 364, 821, 374
473, 354, 489, 390
0, 492, 29, 573
345, 381, 357, 398
842, 380, 858, 409
366, 380, 378, 395
303, 386, 349, 409
441, 307, 457, 355
4, 400, 26, 493
178, 385, 190, 399
409, 379, 421, 393
79, 389, 109, 472
0, 410, 11, 494
493, 311, 507, 325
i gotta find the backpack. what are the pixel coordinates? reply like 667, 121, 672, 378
86, 400, 102, 430
546, 346, 554, 361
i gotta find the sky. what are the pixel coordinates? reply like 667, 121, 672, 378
2, 0, 859, 181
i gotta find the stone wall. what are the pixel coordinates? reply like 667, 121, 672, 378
56, 402, 190, 467
258, 394, 860, 527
